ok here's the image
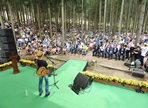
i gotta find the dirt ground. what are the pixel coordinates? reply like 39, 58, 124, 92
21, 50, 148, 82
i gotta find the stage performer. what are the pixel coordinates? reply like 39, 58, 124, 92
35, 50, 50, 97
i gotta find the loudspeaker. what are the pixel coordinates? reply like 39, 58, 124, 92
0, 29, 17, 64
0, 29, 14, 36
71, 73, 93, 94
0, 58, 10, 63
0, 36, 15, 43
0, 50, 10, 57
1, 43, 17, 50
132, 69, 145, 78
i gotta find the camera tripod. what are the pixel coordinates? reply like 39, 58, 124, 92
46, 56, 59, 89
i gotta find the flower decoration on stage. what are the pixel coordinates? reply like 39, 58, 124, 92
140, 81, 148, 88
82, 71, 108, 80
0, 61, 12, 68
122, 79, 140, 86
81, 71, 148, 88
108, 76, 123, 83
19, 59, 36, 65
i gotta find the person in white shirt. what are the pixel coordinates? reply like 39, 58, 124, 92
140, 43, 148, 67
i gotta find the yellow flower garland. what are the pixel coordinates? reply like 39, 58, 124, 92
0, 61, 12, 68
82, 71, 148, 88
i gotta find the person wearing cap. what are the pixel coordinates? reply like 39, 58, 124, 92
35, 50, 50, 97
133, 46, 141, 69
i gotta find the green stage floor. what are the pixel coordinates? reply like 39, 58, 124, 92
0, 59, 148, 108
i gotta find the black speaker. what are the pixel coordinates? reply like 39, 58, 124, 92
1, 43, 17, 50
132, 69, 145, 78
0, 29, 14, 36
71, 73, 93, 94
0, 50, 10, 57
0, 36, 16, 43
0, 57, 10, 63
0, 29, 17, 64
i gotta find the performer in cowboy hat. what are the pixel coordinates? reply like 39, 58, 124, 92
35, 50, 50, 97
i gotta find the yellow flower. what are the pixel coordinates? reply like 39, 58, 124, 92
81, 71, 146, 87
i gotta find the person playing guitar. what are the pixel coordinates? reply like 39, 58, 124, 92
35, 50, 50, 97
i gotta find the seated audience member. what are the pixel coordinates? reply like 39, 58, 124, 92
92, 44, 98, 56
105, 45, 110, 58
118, 44, 125, 61
82, 44, 88, 55
100, 45, 104, 58
43, 46, 50, 56
108, 45, 113, 59
144, 51, 148, 72
63, 46, 67, 55
113, 44, 118, 60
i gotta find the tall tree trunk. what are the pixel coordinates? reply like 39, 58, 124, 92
16, 8, 21, 26
106, 0, 110, 31
132, 0, 138, 37
40, 8, 44, 31
94, 7, 98, 30
88, 11, 91, 31
118, 0, 124, 41
103, 0, 107, 39
31, 1, 35, 23
111, 0, 115, 36
0, 15, 4, 29
81, 0, 84, 39
0, 5, 4, 29
19, 4, 23, 23
48, 4, 52, 38
23, 5, 26, 25
125, 0, 132, 37
26, 6, 29, 20
61, 0, 65, 52
37, 3, 41, 39
7, 1, 16, 44
68, 8, 71, 29
113, 0, 119, 36
109, 0, 113, 37
136, 0, 146, 45
143, 11, 148, 32
18, 10, 22, 24
72, 6, 75, 37
34, 6, 38, 28
99, 0, 102, 32
84, 10, 87, 30
76, 13, 78, 26
55, 4, 58, 34
144, 16, 148, 32
64, 4, 67, 33
142, 7, 148, 32
5, 4, 10, 20
79, 13, 81, 26
123, 0, 128, 33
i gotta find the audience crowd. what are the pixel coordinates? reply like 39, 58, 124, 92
0, 19, 148, 71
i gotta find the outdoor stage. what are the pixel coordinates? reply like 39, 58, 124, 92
0, 59, 148, 108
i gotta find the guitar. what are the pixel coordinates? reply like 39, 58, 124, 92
37, 66, 50, 76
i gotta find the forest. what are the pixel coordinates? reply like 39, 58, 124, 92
0, 0, 147, 47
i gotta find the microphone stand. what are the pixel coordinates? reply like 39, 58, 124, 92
45, 56, 59, 89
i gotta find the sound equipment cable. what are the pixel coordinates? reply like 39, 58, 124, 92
84, 84, 92, 93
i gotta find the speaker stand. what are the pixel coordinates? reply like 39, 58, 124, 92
9, 54, 20, 74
